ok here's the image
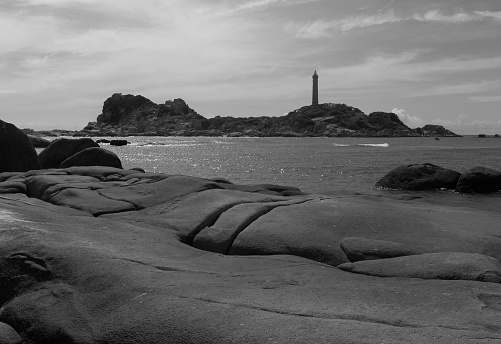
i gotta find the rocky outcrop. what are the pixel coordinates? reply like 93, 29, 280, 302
38, 138, 99, 169
455, 166, 501, 193
375, 163, 461, 191
0, 119, 40, 172
415, 124, 460, 137
1, 166, 501, 342
59, 147, 123, 169
75, 93, 460, 137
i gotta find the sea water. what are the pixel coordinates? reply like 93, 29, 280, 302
100, 136, 501, 196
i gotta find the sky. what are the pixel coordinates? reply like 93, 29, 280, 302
0, 0, 500, 134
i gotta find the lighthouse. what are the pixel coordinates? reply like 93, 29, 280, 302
312, 70, 319, 105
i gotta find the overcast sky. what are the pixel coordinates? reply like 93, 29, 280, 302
1, 0, 500, 134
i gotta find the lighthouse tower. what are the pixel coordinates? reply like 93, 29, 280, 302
312, 70, 319, 105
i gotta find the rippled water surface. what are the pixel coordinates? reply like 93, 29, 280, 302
98, 136, 501, 195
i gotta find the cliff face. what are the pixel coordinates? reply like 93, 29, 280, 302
79, 93, 460, 137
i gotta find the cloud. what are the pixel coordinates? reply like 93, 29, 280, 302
475, 10, 501, 22
412, 10, 480, 23
286, 10, 402, 39
469, 95, 501, 103
287, 9, 501, 39
432, 114, 501, 133
408, 80, 501, 98
392, 108, 425, 127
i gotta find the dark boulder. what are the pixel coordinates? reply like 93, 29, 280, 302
59, 147, 123, 169
376, 163, 461, 191
110, 139, 128, 146
27, 134, 51, 148
38, 138, 99, 169
0, 119, 40, 172
455, 166, 501, 193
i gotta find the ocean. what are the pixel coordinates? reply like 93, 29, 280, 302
99, 136, 501, 196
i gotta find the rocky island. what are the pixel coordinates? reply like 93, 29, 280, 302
27, 93, 459, 138
1, 119, 500, 343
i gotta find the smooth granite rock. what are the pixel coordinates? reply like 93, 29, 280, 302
455, 166, 501, 193
1, 167, 501, 343
338, 252, 501, 282
38, 138, 99, 169
340, 237, 423, 262
376, 163, 461, 190
0, 119, 40, 172
0, 322, 23, 344
59, 147, 123, 169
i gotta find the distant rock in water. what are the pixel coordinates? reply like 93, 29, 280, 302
414, 124, 460, 137
78, 93, 460, 137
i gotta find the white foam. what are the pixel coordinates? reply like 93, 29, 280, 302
357, 143, 389, 147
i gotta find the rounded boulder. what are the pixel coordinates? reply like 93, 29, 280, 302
375, 163, 461, 191
455, 166, 501, 193
38, 138, 99, 169
0, 119, 40, 172
59, 147, 123, 169
0, 322, 23, 344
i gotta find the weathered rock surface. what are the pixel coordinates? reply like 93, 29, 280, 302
0, 120, 40, 172
38, 138, 99, 169
340, 237, 423, 262
338, 252, 501, 283
455, 166, 501, 193
1, 166, 501, 343
0, 322, 23, 344
59, 147, 123, 169
375, 163, 461, 190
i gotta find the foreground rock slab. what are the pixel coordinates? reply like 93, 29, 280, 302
0, 167, 501, 343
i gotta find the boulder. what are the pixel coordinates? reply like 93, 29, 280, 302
340, 237, 423, 262
0, 119, 40, 172
110, 139, 128, 146
375, 163, 461, 190
59, 147, 123, 169
455, 166, 501, 193
38, 138, 99, 169
338, 252, 501, 283
0, 322, 23, 344
27, 135, 51, 148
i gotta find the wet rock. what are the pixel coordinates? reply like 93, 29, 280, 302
59, 147, 123, 169
338, 252, 501, 283
340, 237, 422, 262
376, 163, 461, 190
0, 119, 40, 172
0, 322, 23, 344
455, 166, 501, 193
38, 138, 99, 169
